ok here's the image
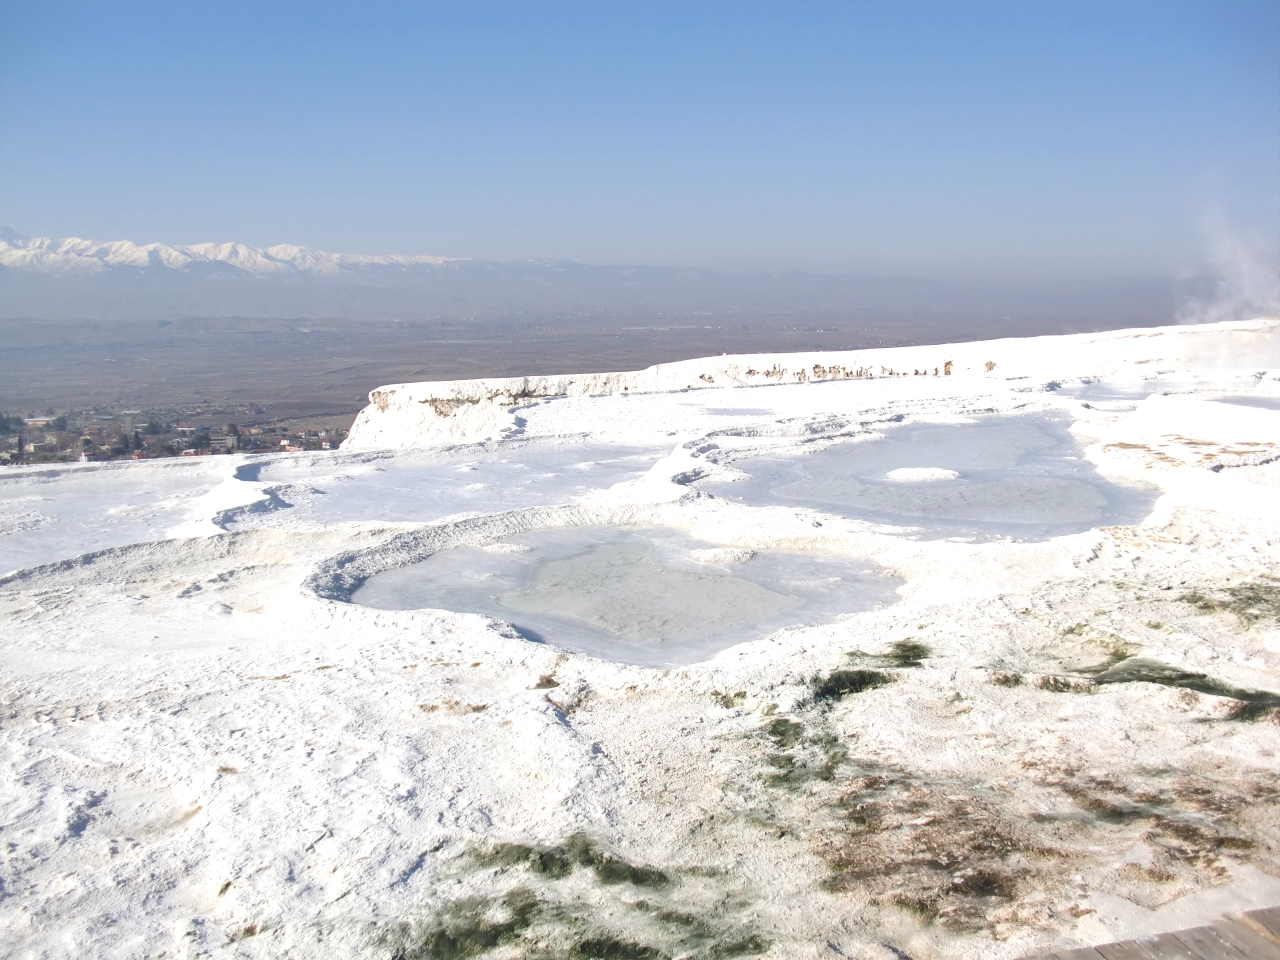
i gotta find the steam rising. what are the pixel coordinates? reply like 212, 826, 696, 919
1179, 220, 1280, 325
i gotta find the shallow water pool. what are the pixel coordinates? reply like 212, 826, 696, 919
1048, 377, 1279, 410
1219, 396, 1280, 412
228, 443, 666, 528
703, 414, 1156, 541
1047, 378, 1204, 402
353, 526, 899, 666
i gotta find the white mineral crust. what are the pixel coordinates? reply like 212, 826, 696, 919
884, 467, 961, 482
2, 318, 1279, 959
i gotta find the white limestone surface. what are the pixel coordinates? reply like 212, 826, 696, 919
1, 318, 1279, 960
343, 317, 1280, 449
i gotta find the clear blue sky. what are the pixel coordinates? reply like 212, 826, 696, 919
1, 1, 1276, 276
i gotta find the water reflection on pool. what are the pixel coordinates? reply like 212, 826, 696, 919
704, 415, 1157, 541
353, 526, 900, 667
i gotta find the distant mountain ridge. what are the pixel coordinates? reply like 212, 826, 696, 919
0, 227, 1190, 326
0, 228, 454, 277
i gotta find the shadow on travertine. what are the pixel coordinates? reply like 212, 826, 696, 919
1020, 905, 1280, 959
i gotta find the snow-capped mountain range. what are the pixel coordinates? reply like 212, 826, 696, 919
0, 227, 1199, 326
0, 228, 454, 276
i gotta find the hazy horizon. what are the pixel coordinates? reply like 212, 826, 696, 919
0, 226, 1222, 327
0, 224, 1255, 283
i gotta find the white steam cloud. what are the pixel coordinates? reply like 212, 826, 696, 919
1178, 218, 1280, 325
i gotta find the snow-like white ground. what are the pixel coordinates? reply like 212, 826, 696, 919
2, 318, 1280, 960
0, 457, 241, 576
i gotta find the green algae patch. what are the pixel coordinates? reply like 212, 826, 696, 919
712, 690, 746, 709
624, 902, 772, 958
1181, 577, 1280, 625
1091, 658, 1280, 709
1034, 675, 1095, 693
387, 887, 541, 960
763, 717, 803, 749
846, 640, 932, 670
1225, 701, 1280, 722
762, 722, 847, 788
571, 937, 667, 959
471, 834, 670, 889
884, 639, 930, 667
705, 935, 772, 958
381, 844, 772, 960
813, 668, 893, 702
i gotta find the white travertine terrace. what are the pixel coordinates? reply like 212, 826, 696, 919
2, 318, 1280, 959
345, 317, 1280, 449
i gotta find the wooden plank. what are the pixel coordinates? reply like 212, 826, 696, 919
1245, 908, 1280, 948
1131, 933, 1201, 959
1212, 920, 1280, 960
1020, 909, 1280, 960
1173, 925, 1249, 959
1096, 941, 1155, 959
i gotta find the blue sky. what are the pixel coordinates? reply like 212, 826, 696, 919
1, 1, 1276, 275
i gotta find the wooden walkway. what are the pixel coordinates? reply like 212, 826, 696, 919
1022, 906, 1280, 959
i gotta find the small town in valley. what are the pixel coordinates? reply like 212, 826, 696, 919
0, 407, 349, 464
